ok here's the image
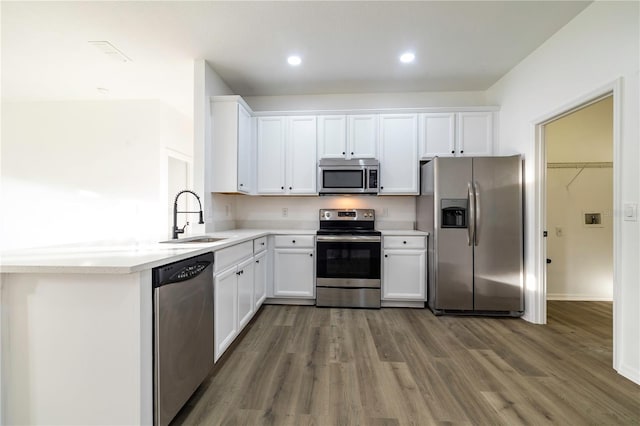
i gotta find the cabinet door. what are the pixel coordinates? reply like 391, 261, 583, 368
273, 248, 315, 297
214, 266, 238, 361
254, 251, 267, 309
419, 113, 455, 159
378, 114, 419, 194
383, 249, 426, 300
237, 104, 253, 193
257, 117, 286, 194
456, 112, 493, 157
317, 115, 347, 159
237, 257, 255, 329
212, 98, 240, 193
348, 114, 377, 158
287, 116, 317, 194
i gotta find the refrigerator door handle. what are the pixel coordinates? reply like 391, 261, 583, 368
467, 182, 475, 246
473, 181, 480, 246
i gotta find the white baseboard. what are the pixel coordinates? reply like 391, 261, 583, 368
264, 298, 315, 306
618, 363, 640, 386
381, 300, 426, 308
547, 294, 613, 301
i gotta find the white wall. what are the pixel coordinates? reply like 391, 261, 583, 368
234, 195, 416, 230
547, 168, 613, 300
193, 59, 234, 233
486, 2, 639, 383
244, 90, 488, 112
1, 100, 191, 249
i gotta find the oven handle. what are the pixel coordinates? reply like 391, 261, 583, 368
316, 235, 381, 243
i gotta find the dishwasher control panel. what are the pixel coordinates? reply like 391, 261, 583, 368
153, 253, 214, 287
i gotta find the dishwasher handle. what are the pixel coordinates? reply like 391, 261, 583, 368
152, 252, 214, 288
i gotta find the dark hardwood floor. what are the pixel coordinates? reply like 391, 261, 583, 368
173, 301, 640, 425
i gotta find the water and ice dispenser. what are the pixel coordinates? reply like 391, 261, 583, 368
441, 199, 468, 228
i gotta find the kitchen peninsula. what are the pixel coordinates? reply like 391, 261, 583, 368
0, 227, 426, 425
0, 229, 307, 425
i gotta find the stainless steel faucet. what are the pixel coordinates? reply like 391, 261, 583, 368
172, 190, 205, 239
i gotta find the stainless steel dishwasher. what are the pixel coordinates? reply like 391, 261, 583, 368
152, 252, 214, 426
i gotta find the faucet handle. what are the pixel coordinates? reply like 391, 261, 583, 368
176, 222, 189, 234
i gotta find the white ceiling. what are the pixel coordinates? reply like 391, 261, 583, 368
1, 1, 591, 116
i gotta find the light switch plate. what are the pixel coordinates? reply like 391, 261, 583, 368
624, 203, 637, 221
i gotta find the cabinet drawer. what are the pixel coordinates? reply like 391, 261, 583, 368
253, 237, 267, 253
214, 241, 253, 272
383, 236, 426, 249
274, 235, 315, 248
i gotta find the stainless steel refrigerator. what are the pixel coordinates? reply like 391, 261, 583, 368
417, 156, 524, 316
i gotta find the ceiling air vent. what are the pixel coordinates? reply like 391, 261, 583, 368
88, 41, 132, 63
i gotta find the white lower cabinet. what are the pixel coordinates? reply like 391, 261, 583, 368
254, 250, 267, 309
273, 235, 315, 298
213, 238, 265, 362
382, 236, 427, 301
237, 257, 255, 330
214, 265, 239, 361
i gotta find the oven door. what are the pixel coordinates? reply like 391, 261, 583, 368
316, 235, 381, 288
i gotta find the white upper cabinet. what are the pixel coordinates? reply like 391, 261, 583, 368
348, 115, 377, 158
419, 113, 456, 159
257, 116, 317, 195
287, 116, 317, 194
211, 96, 254, 193
318, 114, 377, 160
456, 111, 493, 157
378, 114, 419, 195
419, 111, 494, 159
256, 117, 287, 194
317, 115, 347, 159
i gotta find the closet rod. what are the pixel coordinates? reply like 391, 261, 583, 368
547, 162, 613, 169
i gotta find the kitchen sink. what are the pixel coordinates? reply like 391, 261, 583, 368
161, 237, 227, 244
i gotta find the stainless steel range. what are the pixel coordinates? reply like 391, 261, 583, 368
316, 209, 381, 308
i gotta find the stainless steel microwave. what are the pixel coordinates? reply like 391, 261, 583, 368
318, 158, 379, 195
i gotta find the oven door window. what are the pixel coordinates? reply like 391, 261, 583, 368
323, 170, 364, 189
317, 241, 380, 279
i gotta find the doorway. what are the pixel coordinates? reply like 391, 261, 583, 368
534, 81, 621, 369
544, 96, 613, 302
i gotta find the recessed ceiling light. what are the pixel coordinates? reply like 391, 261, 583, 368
287, 55, 302, 66
400, 52, 415, 64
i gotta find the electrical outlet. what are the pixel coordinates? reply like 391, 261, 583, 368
555, 226, 563, 237
282, 207, 288, 217
382, 208, 389, 217
225, 205, 230, 217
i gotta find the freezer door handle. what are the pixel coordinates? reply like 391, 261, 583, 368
473, 181, 480, 246
467, 182, 475, 246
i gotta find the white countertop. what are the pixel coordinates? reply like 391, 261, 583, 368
380, 230, 429, 236
1, 228, 427, 274
0, 229, 316, 274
